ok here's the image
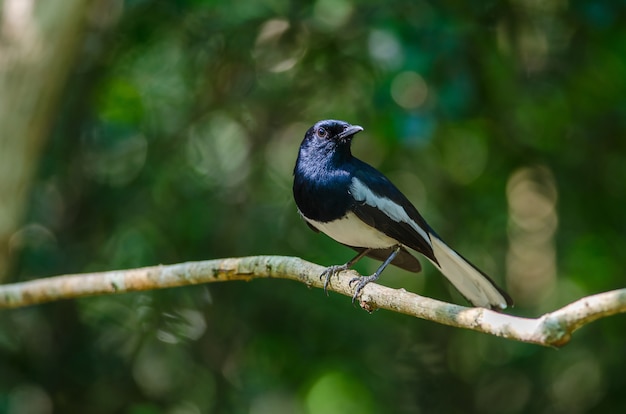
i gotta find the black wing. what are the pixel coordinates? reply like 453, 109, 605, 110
350, 162, 437, 263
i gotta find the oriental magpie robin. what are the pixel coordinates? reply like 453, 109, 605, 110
293, 119, 513, 310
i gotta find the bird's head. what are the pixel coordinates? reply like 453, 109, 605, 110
301, 120, 364, 154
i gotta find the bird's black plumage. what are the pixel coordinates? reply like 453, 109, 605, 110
293, 119, 513, 309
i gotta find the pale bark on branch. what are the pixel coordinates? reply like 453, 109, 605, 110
1, 255, 624, 347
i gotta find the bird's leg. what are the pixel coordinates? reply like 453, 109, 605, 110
349, 245, 401, 303
320, 249, 371, 295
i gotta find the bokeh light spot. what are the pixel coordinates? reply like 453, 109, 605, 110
254, 18, 306, 73
313, 0, 354, 31
8, 384, 52, 414
391, 71, 429, 109
186, 113, 251, 190
506, 166, 558, 306
305, 371, 375, 414
368, 29, 404, 69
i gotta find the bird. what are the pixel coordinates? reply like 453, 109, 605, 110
292, 119, 513, 310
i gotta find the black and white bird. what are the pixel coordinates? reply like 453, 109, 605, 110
292, 119, 512, 310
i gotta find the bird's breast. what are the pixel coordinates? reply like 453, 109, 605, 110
293, 165, 354, 222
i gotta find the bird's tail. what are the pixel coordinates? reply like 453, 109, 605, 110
428, 234, 512, 310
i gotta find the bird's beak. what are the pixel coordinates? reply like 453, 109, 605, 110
338, 125, 364, 140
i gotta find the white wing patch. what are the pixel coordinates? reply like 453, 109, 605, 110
349, 177, 432, 247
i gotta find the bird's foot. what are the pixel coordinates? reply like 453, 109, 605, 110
348, 274, 380, 304
320, 264, 349, 295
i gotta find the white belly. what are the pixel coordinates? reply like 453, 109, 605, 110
305, 212, 398, 249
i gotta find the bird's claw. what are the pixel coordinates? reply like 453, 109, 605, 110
321, 266, 379, 304
348, 275, 378, 304
348, 277, 365, 303
320, 264, 348, 295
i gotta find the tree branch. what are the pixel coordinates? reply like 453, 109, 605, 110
1, 256, 623, 347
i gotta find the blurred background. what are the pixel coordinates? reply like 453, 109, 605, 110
1, 0, 625, 413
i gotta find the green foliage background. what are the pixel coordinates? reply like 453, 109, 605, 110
2, 0, 626, 413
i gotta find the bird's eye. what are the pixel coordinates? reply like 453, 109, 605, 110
317, 127, 328, 138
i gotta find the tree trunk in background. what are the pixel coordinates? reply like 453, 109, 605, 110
0, 0, 89, 280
